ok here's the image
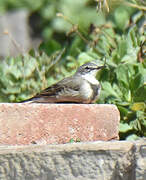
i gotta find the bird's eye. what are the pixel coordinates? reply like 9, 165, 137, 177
85, 66, 90, 70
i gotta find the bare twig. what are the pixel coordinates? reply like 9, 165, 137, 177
3, 30, 25, 54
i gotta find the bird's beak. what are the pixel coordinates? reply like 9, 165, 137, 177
97, 65, 106, 70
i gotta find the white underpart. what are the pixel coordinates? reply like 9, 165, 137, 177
81, 73, 100, 85
80, 81, 93, 100
80, 73, 100, 100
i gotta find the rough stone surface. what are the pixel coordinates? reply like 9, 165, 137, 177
0, 140, 145, 180
134, 139, 146, 180
0, 103, 120, 145
0, 10, 31, 57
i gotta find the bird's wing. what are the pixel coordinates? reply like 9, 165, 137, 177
34, 76, 82, 99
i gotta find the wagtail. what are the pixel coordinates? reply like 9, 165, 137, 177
22, 62, 105, 103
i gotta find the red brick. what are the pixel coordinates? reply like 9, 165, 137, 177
0, 103, 120, 145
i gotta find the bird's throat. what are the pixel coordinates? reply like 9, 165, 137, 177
82, 74, 99, 85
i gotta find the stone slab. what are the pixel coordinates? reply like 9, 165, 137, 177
0, 103, 120, 145
0, 140, 145, 180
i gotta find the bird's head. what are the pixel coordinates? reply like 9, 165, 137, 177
75, 62, 105, 77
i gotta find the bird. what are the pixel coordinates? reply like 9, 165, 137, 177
21, 62, 105, 103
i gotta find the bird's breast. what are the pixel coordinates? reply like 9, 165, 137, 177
80, 81, 101, 102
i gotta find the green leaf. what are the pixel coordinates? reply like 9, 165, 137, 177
69, 139, 75, 143
117, 39, 127, 60
133, 85, 146, 102
114, 7, 129, 30
119, 123, 132, 133
69, 36, 85, 57
126, 134, 140, 141
39, 40, 61, 56
77, 52, 95, 65
101, 82, 117, 97
117, 105, 129, 117
23, 57, 38, 77
131, 102, 145, 111
128, 26, 138, 48
2, 86, 21, 94
130, 73, 144, 92
9, 94, 16, 102
115, 64, 129, 88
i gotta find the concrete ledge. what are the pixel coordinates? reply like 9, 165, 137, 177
0, 103, 120, 145
0, 140, 145, 180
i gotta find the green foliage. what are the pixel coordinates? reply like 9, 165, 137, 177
0, 49, 71, 102
0, 0, 145, 140
75, 24, 146, 140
